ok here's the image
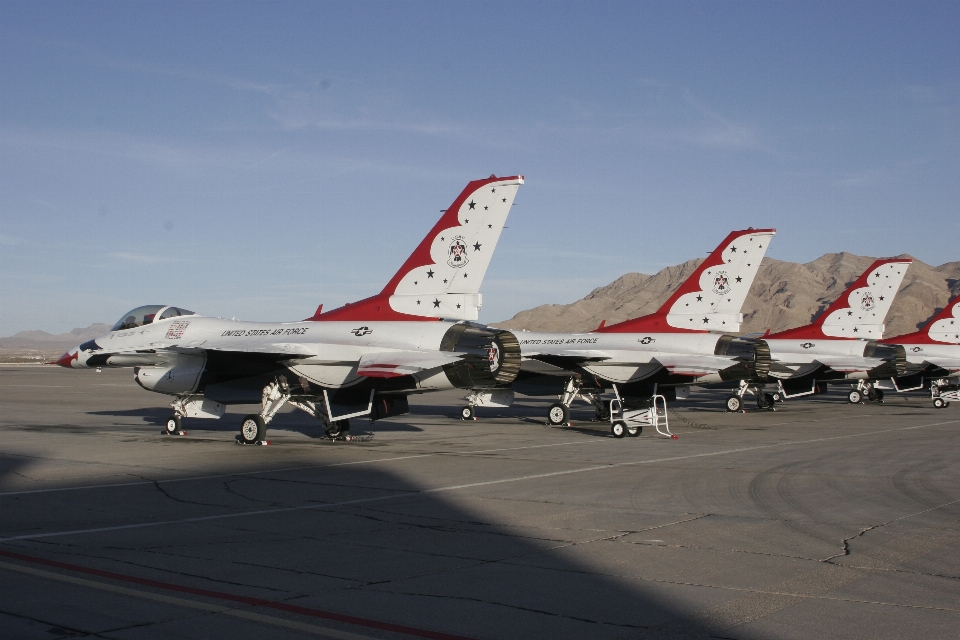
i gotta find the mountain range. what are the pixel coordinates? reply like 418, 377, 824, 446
2, 252, 957, 362
494, 252, 960, 337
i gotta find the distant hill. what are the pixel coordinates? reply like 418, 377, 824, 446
0, 323, 111, 350
494, 253, 960, 337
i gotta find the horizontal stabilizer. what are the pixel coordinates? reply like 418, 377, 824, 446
357, 350, 462, 378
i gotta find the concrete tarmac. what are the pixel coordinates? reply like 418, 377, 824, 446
1, 365, 958, 639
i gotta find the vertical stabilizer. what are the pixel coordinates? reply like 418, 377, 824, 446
926, 297, 960, 344
816, 259, 911, 339
316, 175, 523, 322
772, 258, 912, 340
599, 228, 775, 333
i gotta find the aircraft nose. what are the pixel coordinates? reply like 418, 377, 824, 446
55, 350, 79, 368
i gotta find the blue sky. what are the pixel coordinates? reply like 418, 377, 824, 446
2, 1, 958, 335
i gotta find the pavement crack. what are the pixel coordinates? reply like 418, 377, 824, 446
358, 587, 651, 629
822, 497, 960, 563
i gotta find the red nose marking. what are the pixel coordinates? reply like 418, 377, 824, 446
56, 351, 78, 368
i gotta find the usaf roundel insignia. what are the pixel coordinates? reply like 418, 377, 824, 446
712, 271, 730, 295
860, 292, 876, 311
447, 236, 469, 268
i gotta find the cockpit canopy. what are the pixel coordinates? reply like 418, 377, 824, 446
111, 305, 196, 331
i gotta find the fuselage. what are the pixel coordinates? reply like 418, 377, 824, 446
514, 329, 753, 384
59, 313, 496, 398
764, 337, 897, 380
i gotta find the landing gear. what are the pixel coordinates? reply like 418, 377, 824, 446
164, 415, 183, 435
756, 393, 775, 410
239, 415, 266, 444
848, 389, 863, 404
460, 405, 475, 421
236, 377, 294, 444
594, 401, 610, 422
324, 419, 350, 437
547, 403, 569, 425
725, 395, 743, 412
611, 421, 626, 438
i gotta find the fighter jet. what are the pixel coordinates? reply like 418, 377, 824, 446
872, 295, 960, 408
56, 175, 525, 444
733, 257, 912, 410
461, 229, 776, 425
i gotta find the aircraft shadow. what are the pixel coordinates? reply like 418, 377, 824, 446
0, 451, 719, 639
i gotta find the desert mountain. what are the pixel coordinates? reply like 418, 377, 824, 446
495, 253, 960, 338
0, 323, 112, 350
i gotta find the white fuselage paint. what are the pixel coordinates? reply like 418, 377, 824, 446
764, 338, 882, 379
899, 342, 960, 374
513, 330, 735, 384
66, 314, 464, 394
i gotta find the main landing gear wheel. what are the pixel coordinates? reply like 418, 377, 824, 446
848, 390, 863, 404
756, 393, 775, 410
324, 419, 350, 437
933, 397, 950, 409
240, 415, 266, 444
595, 403, 610, 422
875, 389, 884, 402
547, 403, 569, 426
460, 406, 475, 420
164, 415, 182, 435
626, 425, 641, 437
611, 421, 626, 438
725, 395, 742, 412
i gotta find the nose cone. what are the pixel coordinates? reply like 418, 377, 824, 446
56, 350, 79, 368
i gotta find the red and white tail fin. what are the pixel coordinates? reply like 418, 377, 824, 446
599, 228, 775, 333
316, 175, 523, 322
925, 296, 960, 344
773, 258, 912, 340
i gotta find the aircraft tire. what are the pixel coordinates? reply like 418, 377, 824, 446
611, 421, 626, 438
325, 420, 350, 437
240, 415, 265, 444
595, 402, 610, 422
848, 390, 862, 404
725, 395, 742, 412
933, 397, 947, 409
460, 405, 475, 420
547, 403, 569, 425
756, 393, 774, 410
875, 389, 884, 402
164, 415, 181, 435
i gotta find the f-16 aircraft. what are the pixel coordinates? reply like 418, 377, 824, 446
463, 228, 776, 425
871, 295, 960, 408
56, 175, 525, 444
730, 258, 912, 411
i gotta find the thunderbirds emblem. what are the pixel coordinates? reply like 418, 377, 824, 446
489, 343, 500, 372
860, 291, 876, 311
447, 236, 469, 268
712, 271, 730, 295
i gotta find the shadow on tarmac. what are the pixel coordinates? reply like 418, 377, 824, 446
0, 447, 721, 639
